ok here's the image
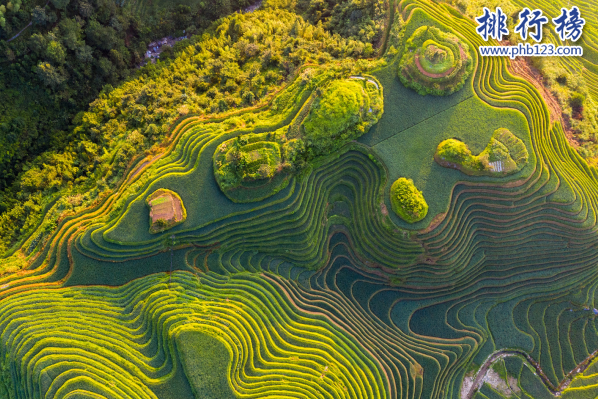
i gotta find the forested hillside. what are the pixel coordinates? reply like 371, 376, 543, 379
264, 0, 387, 44
0, 7, 376, 260
0, 0, 256, 192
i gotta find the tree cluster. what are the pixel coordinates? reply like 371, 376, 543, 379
0, 0, 256, 194
265, 0, 386, 45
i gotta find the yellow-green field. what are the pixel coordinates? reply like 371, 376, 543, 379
2, 0, 598, 398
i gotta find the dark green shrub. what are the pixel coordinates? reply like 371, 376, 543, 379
570, 92, 585, 109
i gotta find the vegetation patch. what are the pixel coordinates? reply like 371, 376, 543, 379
176, 330, 236, 399
146, 188, 187, 233
265, 0, 387, 45
214, 76, 383, 202
214, 130, 291, 203
303, 78, 382, 156
435, 128, 529, 176
398, 25, 472, 96
390, 177, 428, 223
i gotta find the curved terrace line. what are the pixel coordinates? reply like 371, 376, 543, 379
464, 348, 598, 399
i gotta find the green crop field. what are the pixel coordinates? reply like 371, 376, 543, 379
3, 0, 598, 397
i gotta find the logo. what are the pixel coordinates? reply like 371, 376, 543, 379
476, 6, 585, 58
476, 6, 585, 42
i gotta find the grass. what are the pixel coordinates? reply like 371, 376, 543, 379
370, 94, 531, 229
175, 330, 236, 398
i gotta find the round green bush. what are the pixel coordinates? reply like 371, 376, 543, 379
303, 79, 368, 154
390, 178, 428, 223
398, 25, 472, 96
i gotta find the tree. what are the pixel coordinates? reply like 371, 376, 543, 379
174, 5, 192, 29
144, 124, 160, 139
96, 57, 115, 78
242, 90, 255, 104
109, 16, 124, 32
45, 41, 67, 64
59, 18, 82, 50
29, 33, 46, 55
570, 92, 585, 109
19, 152, 78, 193
76, 44, 93, 63
36, 62, 67, 88
109, 48, 126, 69
51, 0, 70, 10
159, 45, 174, 60
78, 1, 93, 18
85, 20, 117, 50
31, 6, 48, 26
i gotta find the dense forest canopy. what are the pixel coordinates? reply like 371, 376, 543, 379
0, 0, 258, 193
294, 0, 387, 44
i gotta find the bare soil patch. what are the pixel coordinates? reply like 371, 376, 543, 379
414, 53, 455, 78
507, 54, 580, 148
147, 189, 186, 233
419, 212, 446, 234
414, 45, 466, 79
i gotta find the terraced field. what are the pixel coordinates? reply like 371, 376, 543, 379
507, 0, 598, 101
4, 0, 598, 397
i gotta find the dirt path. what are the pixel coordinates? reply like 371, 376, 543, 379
7, 21, 32, 42
508, 57, 563, 125
378, 0, 395, 56
127, 153, 162, 183
463, 348, 598, 399
348, 75, 380, 89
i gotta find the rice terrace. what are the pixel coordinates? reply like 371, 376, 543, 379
2, 0, 598, 397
